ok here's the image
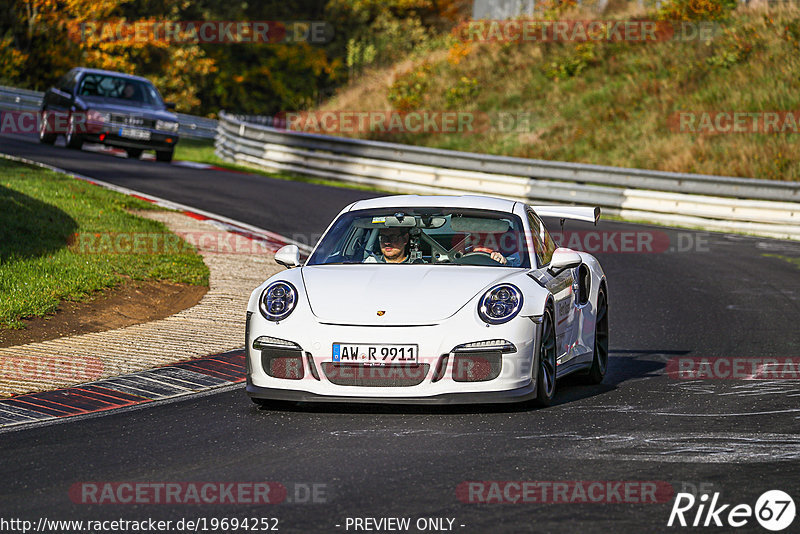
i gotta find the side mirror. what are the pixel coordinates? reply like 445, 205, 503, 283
274, 244, 300, 269
549, 248, 582, 274
165, 102, 177, 110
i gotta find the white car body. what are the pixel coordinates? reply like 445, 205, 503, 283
246, 195, 608, 405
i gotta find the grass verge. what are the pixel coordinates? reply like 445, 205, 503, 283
0, 158, 209, 329
763, 253, 800, 269
318, 3, 800, 181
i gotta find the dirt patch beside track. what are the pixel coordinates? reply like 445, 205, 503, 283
0, 280, 207, 348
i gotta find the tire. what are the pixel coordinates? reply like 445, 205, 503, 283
125, 148, 144, 159
583, 289, 609, 384
65, 114, 84, 150
156, 149, 173, 163
39, 110, 56, 144
534, 306, 557, 406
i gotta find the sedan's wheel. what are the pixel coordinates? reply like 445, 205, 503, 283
584, 289, 609, 384
155, 149, 173, 163
125, 148, 144, 159
534, 306, 557, 406
65, 114, 84, 150
39, 110, 57, 144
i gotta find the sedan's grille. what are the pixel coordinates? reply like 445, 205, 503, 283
452, 352, 502, 382
321, 363, 430, 387
109, 114, 156, 129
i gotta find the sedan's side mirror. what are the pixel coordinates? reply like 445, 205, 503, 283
549, 248, 582, 274
274, 244, 300, 268
165, 102, 177, 110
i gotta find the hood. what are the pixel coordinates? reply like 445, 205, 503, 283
78, 96, 176, 121
301, 264, 517, 325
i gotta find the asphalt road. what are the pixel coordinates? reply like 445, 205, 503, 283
1, 133, 799, 533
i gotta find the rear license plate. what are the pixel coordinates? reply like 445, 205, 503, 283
119, 127, 151, 140
332, 343, 418, 365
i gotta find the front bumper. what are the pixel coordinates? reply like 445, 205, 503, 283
246, 381, 536, 404
83, 121, 179, 151
246, 307, 541, 404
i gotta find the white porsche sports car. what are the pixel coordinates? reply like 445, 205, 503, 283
246, 195, 608, 406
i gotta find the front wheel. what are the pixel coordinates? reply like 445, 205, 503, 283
65, 114, 84, 150
534, 306, 557, 406
39, 110, 57, 144
583, 289, 609, 384
156, 149, 173, 163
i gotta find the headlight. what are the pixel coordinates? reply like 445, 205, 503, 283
478, 284, 523, 324
156, 120, 179, 132
259, 281, 297, 322
86, 109, 110, 123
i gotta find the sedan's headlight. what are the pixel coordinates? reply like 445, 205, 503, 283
259, 281, 297, 321
86, 109, 110, 123
478, 284, 523, 324
156, 120, 179, 132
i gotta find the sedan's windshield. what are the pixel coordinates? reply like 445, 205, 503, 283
77, 74, 164, 108
307, 208, 530, 268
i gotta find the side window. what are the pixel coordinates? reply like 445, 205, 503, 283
60, 70, 78, 92
527, 210, 556, 267
526, 210, 546, 267
541, 220, 557, 265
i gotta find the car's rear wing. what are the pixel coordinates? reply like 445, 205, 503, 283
531, 206, 601, 225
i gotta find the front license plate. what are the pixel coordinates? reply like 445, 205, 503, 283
332, 343, 418, 365
119, 127, 151, 140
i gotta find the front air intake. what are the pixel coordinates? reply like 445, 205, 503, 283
452, 352, 502, 382
261, 348, 304, 380
321, 363, 430, 387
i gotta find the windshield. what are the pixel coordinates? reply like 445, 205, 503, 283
307, 207, 530, 268
77, 74, 164, 108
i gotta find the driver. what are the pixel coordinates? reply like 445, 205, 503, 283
365, 227, 508, 265
122, 84, 137, 100
365, 227, 414, 263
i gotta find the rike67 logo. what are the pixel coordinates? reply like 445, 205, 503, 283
668, 490, 795, 531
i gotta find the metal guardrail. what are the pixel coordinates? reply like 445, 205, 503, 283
226, 114, 287, 129
0, 85, 217, 139
216, 111, 800, 240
